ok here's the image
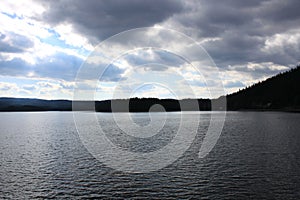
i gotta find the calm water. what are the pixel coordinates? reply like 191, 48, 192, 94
0, 112, 300, 199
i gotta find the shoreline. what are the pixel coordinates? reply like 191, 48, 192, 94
1, 109, 299, 113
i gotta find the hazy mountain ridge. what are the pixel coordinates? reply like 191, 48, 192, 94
0, 65, 299, 112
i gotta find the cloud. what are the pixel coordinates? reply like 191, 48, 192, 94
227, 62, 290, 79
36, 0, 185, 44
22, 84, 37, 91
1, 0, 300, 99
124, 49, 185, 71
0, 82, 18, 91
0, 52, 83, 81
0, 41, 23, 53
0, 32, 34, 53
161, 0, 300, 70
0, 82, 20, 97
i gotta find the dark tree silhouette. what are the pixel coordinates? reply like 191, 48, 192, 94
227, 65, 300, 111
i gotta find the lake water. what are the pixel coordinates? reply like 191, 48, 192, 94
0, 112, 300, 199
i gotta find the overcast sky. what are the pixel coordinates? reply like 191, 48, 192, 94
0, 0, 299, 100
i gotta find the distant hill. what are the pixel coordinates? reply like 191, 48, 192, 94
0, 97, 211, 112
0, 98, 72, 111
227, 65, 300, 111
0, 65, 299, 112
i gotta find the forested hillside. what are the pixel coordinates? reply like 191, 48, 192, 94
227, 66, 300, 110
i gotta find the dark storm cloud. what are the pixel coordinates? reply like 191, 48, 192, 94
34, 0, 300, 76
174, 0, 265, 38
37, 0, 184, 44
260, 0, 300, 22
177, 0, 300, 38
174, 0, 300, 78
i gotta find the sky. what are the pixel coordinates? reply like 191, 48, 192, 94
0, 0, 299, 100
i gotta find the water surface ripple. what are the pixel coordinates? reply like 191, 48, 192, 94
0, 112, 300, 199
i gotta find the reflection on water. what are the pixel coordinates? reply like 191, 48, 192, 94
0, 112, 300, 199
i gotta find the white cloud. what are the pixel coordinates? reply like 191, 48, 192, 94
54, 23, 94, 51
0, 82, 18, 91
263, 28, 300, 54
